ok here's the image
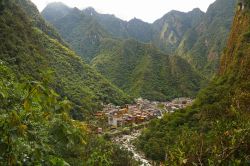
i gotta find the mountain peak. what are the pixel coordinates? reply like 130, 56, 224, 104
187, 8, 205, 19
190, 8, 204, 14
83, 7, 98, 16
169, 10, 185, 14
45, 2, 69, 9
72, 7, 80, 11
129, 17, 143, 22
42, 2, 72, 22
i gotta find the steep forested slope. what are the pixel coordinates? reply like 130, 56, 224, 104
88, 10, 154, 43
17, 0, 66, 44
177, 0, 237, 77
152, 8, 205, 54
43, 5, 111, 62
92, 39, 202, 100
42, 3, 153, 61
0, 0, 131, 120
137, 2, 250, 164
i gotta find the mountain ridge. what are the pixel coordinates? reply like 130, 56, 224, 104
42, 0, 236, 79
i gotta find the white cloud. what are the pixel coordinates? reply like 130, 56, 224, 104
31, 0, 216, 23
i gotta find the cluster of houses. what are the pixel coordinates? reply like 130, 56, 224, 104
94, 98, 193, 130
165, 97, 193, 112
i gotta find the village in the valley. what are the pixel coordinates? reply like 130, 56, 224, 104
94, 98, 193, 133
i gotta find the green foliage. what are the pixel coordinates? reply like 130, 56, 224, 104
0, 62, 70, 165
137, 108, 250, 164
0, 61, 137, 165
14, 0, 66, 45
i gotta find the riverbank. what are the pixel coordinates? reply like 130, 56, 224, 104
112, 130, 152, 166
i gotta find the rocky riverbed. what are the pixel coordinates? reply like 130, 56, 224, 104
112, 130, 151, 166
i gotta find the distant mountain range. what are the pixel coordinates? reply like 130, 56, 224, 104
42, 0, 236, 78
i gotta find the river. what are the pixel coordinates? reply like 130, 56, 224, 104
112, 130, 152, 166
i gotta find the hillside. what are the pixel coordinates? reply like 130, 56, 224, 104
42, 5, 111, 62
152, 8, 205, 54
92, 39, 203, 100
0, 0, 131, 120
17, 0, 66, 44
86, 10, 154, 43
137, 1, 250, 164
177, 0, 237, 77
41, 3, 153, 61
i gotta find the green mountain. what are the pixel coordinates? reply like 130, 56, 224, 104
152, 8, 205, 54
126, 18, 153, 43
0, 0, 131, 120
137, 1, 250, 164
177, 0, 237, 77
41, 2, 72, 22
17, 0, 66, 44
83, 7, 130, 40
42, 5, 110, 62
92, 39, 203, 100
87, 10, 153, 43
42, 4, 153, 61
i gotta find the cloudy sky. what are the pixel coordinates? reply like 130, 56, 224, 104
31, 0, 216, 23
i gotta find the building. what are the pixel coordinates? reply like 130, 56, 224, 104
108, 114, 124, 127
238, 0, 245, 11
97, 128, 103, 134
103, 97, 193, 129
